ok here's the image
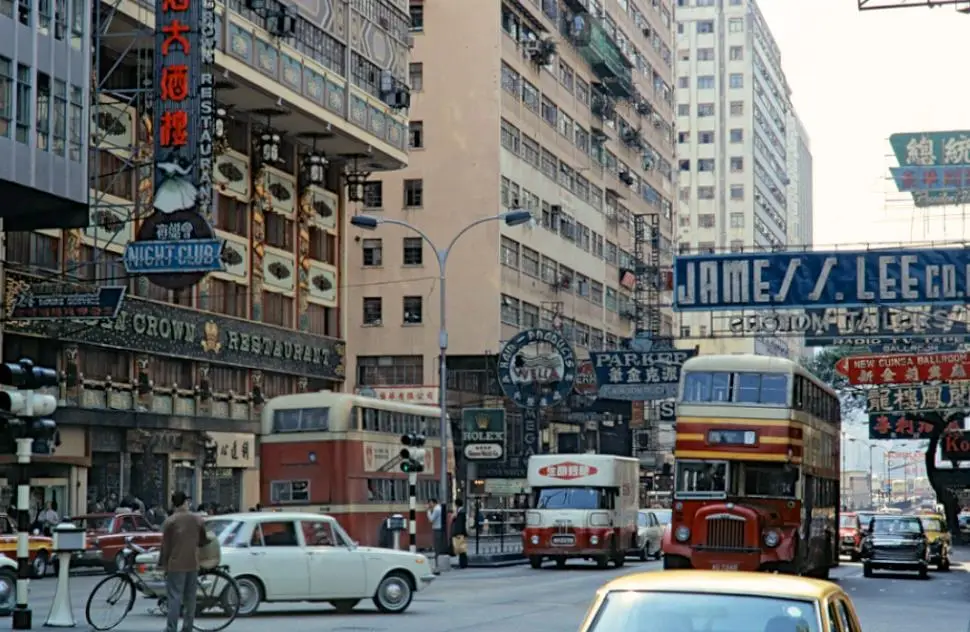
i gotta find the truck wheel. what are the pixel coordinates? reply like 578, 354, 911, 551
613, 555, 625, 568
596, 556, 609, 569
529, 556, 543, 569
555, 557, 566, 569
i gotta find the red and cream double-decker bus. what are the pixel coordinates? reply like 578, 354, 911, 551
259, 392, 454, 548
662, 354, 841, 578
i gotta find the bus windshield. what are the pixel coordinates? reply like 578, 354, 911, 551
534, 487, 610, 510
675, 461, 728, 496
743, 463, 797, 498
682, 372, 789, 405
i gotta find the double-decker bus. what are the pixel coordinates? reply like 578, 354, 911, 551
662, 354, 841, 578
259, 392, 454, 548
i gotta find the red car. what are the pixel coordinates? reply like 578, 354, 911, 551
839, 512, 863, 561
71, 511, 163, 571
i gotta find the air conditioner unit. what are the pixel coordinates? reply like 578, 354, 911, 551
619, 171, 635, 186
636, 100, 653, 116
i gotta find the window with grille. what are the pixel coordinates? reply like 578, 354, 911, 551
403, 237, 422, 265
403, 179, 423, 207
363, 297, 383, 325
357, 355, 423, 386
362, 238, 382, 266
501, 296, 520, 326
501, 237, 519, 268
409, 63, 423, 91
521, 247, 539, 277
403, 296, 423, 324
362, 181, 383, 208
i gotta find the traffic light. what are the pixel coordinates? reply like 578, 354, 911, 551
400, 433, 426, 473
0, 358, 59, 454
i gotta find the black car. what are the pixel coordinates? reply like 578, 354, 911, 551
861, 515, 930, 579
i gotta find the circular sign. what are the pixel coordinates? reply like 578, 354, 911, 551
464, 443, 504, 460
573, 360, 599, 398
497, 328, 576, 408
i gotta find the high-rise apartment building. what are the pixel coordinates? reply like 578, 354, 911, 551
674, 0, 812, 358
346, 0, 677, 481
0, 0, 408, 514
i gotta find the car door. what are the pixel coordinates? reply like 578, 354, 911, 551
248, 520, 311, 600
835, 597, 862, 632
300, 519, 366, 600
100, 516, 133, 562
647, 513, 662, 553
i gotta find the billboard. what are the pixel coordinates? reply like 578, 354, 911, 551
124, 0, 223, 289
889, 131, 970, 208
588, 347, 697, 401
674, 248, 970, 311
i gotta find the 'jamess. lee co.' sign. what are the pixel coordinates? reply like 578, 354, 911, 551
6, 279, 345, 380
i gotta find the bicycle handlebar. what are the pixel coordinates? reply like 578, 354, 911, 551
124, 538, 149, 554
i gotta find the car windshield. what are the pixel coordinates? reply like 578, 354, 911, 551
204, 519, 243, 545
919, 517, 945, 532
871, 517, 921, 535
75, 517, 112, 532
588, 591, 821, 632
839, 515, 857, 528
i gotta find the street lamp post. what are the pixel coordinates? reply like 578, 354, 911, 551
350, 210, 533, 539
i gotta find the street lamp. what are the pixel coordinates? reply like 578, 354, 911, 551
349, 209, 534, 524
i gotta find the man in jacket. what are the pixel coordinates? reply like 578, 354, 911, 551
159, 492, 209, 632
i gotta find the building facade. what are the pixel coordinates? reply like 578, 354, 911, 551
0, 0, 409, 516
674, 0, 812, 358
345, 0, 677, 491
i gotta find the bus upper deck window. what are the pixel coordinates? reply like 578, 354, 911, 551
735, 373, 761, 403
760, 374, 788, 404
683, 372, 731, 402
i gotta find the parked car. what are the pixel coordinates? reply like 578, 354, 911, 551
958, 513, 970, 536
0, 555, 15, 614
861, 514, 930, 579
917, 513, 951, 571
839, 512, 863, 561
580, 569, 863, 632
71, 510, 162, 571
134, 512, 435, 615
635, 510, 663, 561
0, 514, 53, 578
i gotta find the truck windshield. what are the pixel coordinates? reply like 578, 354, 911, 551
534, 487, 608, 510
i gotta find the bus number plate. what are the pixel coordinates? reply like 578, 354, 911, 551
712, 562, 739, 571
551, 535, 575, 546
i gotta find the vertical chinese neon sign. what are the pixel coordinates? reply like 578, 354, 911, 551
123, 0, 223, 288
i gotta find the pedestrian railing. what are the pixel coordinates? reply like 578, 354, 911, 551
471, 508, 525, 556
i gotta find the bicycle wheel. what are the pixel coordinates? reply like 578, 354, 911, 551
192, 567, 241, 632
85, 573, 136, 631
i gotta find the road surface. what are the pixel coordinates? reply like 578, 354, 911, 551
13, 554, 970, 631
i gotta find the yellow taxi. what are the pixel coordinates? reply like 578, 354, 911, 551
580, 571, 863, 632
917, 513, 951, 571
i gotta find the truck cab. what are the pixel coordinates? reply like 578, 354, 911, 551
522, 455, 639, 569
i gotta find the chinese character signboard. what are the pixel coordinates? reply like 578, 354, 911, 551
207, 431, 255, 468
461, 408, 506, 461
674, 249, 970, 311
355, 386, 439, 406
589, 347, 697, 401
125, 0, 223, 289
889, 131, 970, 208
837, 351, 970, 385
867, 382, 970, 439
869, 414, 964, 440
5, 276, 125, 321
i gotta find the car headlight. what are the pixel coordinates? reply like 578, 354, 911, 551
590, 535, 600, 545
530, 535, 539, 545
674, 525, 690, 543
763, 530, 781, 548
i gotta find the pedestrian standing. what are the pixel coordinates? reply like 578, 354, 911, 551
159, 492, 209, 632
451, 499, 468, 569
426, 498, 443, 574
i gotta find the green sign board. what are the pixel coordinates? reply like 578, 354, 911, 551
889, 130, 970, 207
461, 408, 506, 462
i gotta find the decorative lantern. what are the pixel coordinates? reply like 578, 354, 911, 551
343, 157, 372, 203
259, 130, 281, 164
214, 107, 227, 142
302, 151, 327, 187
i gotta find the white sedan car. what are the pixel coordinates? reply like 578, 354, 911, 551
635, 510, 664, 561
135, 511, 434, 615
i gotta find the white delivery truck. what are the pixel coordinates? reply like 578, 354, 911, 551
522, 454, 640, 569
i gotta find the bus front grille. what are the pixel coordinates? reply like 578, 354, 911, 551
705, 516, 746, 549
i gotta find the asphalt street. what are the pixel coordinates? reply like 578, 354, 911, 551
10, 553, 970, 631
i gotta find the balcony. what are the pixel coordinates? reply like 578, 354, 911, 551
574, 19, 634, 99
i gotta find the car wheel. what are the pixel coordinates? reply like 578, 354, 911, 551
849, 551, 860, 562
863, 563, 873, 578
373, 571, 413, 614
638, 545, 648, 561
0, 568, 15, 615
529, 556, 543, 569
31, 551, 49, 578
330, 599, 360, 614
234, 576, 264, 616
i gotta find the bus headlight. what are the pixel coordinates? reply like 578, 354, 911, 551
590, 535, 600, 545
674, 526, 691, 543
530, 535, 539, 545
763, 530, 781, 548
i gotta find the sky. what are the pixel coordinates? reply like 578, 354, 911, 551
755, 0, 970, 473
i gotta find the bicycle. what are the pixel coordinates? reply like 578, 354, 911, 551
85, 536, 241, 632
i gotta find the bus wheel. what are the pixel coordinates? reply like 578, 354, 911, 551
529, 556, 543, 569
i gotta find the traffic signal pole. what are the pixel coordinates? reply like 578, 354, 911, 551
13, 437, 32, 630
400, 434, 426, 556
408, 471, 417, 554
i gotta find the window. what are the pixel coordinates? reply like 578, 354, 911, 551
730, 157, 744, 172
541, 96, 558, 127
730, 101, 744, 116
409, 2, 423, 31
403, 179, 423, 207
209, 279, 248, 318
728, 17, 744, 32
501, 119, 520, 153
215, 194, 249, 236
698, 131, 714, 144
696, 20, 714, 33
698, 214, 715, 228
730, 184, 745, 200
362, 181, 383, 209
69, 85, 82, 160
697, 75, 714, 89
363, 297, 383, 325
677, 104, 689, 116
729, 73, 744, 89
729, 45, 744, 61
677, 76, 688, 89
522, 302, 539, 328
403, 296, 422, 324
264, 212, 293, 250
558, 60, 574, 90
403, 237, 422, 265
698, 186, 714, 200
697, 47, 714, 61
261, 291, 293, 327
35, 71, 49, 151
677, 131, 689, 143
698, 103, 714, 117
730, 212, 745, 227
7, 232, 60, 270
301, 520, 338, 546
521, 247, 539, 277
408, 121, 423, 148
521, 135, 540, 167
501, 62, 519, 95
357, 355, 423, 385
730, 240, 744, 252
362, 238, 382, 266
521, 79, 540, 112
698, 242, 716, 254
730, 128, 743, 143
0, 58, 11, 138
501, 295, 520, 326
267, 481, 310, 507
501, 236, 519, 268
698, 159, 715, 172
409, 63, 423, 91
15, 64, 30, 144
